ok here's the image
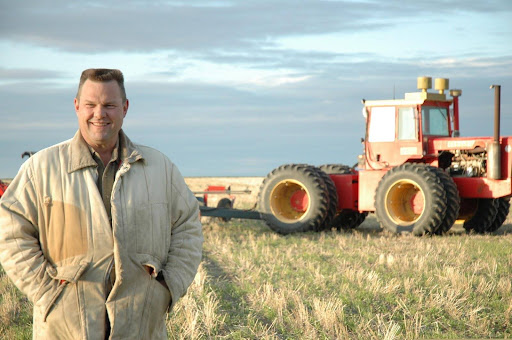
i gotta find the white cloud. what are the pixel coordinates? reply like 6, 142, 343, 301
171, 59, 312, 87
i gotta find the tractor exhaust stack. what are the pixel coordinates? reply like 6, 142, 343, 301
450, 89, 462, 137
488, 85, 501, 180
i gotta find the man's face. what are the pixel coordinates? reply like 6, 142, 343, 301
74, 79, 128, 150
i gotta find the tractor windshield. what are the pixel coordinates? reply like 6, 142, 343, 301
421, 106, 449, 136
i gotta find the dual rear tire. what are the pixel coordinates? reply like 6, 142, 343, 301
375, 163, 509, 235
374, 163, 449, 235
258, 163, 365, 234
258, 164, 333, 234
463, 197, 510, 233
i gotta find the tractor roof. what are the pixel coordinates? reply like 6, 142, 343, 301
364, 92, 452, 107
364, 76, 458, 108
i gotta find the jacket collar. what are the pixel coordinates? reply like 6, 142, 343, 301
68, 130, 144, 173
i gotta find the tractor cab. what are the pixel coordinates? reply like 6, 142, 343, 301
361, 77, 460, 169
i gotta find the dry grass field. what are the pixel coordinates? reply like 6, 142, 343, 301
1, 177, 512, 339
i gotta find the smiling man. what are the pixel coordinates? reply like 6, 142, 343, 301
0, 68, 203, 339
75, 72, 129, 165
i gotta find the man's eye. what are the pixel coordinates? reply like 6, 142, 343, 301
106, 105, 116, 108
85, 104, 95, 108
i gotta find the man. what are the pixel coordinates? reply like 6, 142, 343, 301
0, 69, 203, 339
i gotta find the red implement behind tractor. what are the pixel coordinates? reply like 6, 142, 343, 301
195, 185, 259, 222
258, 77, 511, 235
0, 151, 37, 199
0, 180, 8, 198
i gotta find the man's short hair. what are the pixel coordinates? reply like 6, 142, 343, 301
76, 68, 127, 102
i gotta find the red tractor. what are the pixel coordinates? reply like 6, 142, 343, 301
258, 77, 511, 235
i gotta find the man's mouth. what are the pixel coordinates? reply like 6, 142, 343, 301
90, 122, 110, 127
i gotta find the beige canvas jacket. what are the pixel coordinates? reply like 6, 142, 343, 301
0, 130, 203, 339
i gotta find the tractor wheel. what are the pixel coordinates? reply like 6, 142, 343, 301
216, 198, 233, 222
258, 164, 329, 234
311, 166, 338, 231
462, 199, 499, 234
374, 163, 446, 235
318, 164, 367, 230
487, 198, 511, 232
432, 169, 460, 235
332, 210, 368, 231
319, 164, 354, 174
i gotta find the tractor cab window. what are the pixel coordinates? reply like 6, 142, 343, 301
421, 106, 449, 136
398, 107, 416, 140
368, 106, 395, 142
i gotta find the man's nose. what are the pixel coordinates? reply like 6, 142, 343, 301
93, 105, 107, 118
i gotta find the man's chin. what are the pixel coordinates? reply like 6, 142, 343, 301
88, 135, 115, 146
89, 130, 111, 139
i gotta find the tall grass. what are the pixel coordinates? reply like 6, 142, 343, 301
168, 215, 512, 339
0, 267, 32, 339
1, 214, 512, 339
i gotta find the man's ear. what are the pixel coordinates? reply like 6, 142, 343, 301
74, 98, 79, 115
123, 99, 129, 117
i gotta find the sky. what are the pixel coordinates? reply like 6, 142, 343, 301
1, 0, 511, 178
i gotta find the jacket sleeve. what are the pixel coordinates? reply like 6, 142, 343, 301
162, 163, 203, 309
0, 162, 58, 303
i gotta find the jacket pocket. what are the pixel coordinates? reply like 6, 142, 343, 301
42, 283, 66, 322
42, 262, 88, 322
39, 282, 83, 340
140, 272, 172, 339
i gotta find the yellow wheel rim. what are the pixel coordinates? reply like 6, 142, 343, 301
270, 179, 310, 223
457, 199, 478, 222
385, 179, 425, 225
